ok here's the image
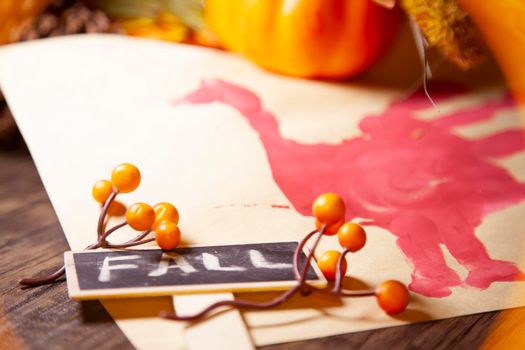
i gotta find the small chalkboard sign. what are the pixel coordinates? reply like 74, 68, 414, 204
64, 241, 326, 300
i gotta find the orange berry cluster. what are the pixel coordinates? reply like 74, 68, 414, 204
21, 163, 411, 321
92, 165, 409, 315
92, 163, 181, 250
312, 193, 409, 314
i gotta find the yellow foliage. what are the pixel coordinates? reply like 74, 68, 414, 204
401, 0, 484, 70
118, 12, 188, 42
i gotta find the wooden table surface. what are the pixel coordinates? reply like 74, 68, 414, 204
0, 148, 502, 349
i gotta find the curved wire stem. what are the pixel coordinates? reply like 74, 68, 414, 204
19, 242, 100, 286
161, 285, 302, 322
422, 45, 438, 109
99, 221, 127, 245
292, 229, 319, 280
160, 223, 377, 322
122, 230, 152, 245
107, 237, 155, 249
308, 285, 375, 298
334, 249, 351, 293
298, 227, 324, 285
162, 228, 325, 321
97, 191, 118, 239
19, 191, 155, 287
19, 265, 67, 287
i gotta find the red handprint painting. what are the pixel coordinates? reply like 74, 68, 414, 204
176, 79, 525, 298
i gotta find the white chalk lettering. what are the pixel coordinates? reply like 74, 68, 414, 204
148, 252, 197, 276
98, 255, 140, 282
202, 253, 246, 271
249, 250, 292, 269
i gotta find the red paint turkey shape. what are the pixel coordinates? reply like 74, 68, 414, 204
175, 79, 525, 298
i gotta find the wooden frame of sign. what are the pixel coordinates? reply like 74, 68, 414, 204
64, 241, 327, 300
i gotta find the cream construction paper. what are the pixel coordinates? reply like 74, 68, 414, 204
1, 35, 525, 349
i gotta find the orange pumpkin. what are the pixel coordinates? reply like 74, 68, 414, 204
0, 0, 51, 44
205, 0, 401, 79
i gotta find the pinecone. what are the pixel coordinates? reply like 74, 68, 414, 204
16, 0, 113, 42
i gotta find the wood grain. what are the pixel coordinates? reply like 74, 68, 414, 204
0, 149, 501, 349
0, 151, 133, 350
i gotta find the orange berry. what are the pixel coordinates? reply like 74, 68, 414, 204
111, 163, 141, 193
92, 180, 113, 203
317, 250, 347, 281
155, 221, 181, 250
126, 203, 155, 231
316, 218, 344, 236
107, 201, 127, 217
375, 280, 409, 315
153, 202, 179, 228
338, 223, 367, 252
312, 193, 345, 226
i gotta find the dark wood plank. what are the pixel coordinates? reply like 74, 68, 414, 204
0, 151, 133, 350
262, 311, 497, 350
0, 147, 500, 349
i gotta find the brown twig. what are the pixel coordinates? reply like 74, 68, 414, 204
19, 191, 155, 287
162, 231, 323, 321
161, 284, 303, 321
334, 249, 350, 293
97, 191, 118, 239
19, 242, 100, 286
106, 237, 156, 249
99, 221, 127, 244
122, 229, 152, 245
298, 227, 324, 285
292, 229, 320, 280
160, 222, 382, 321
19, 265, 67, 287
